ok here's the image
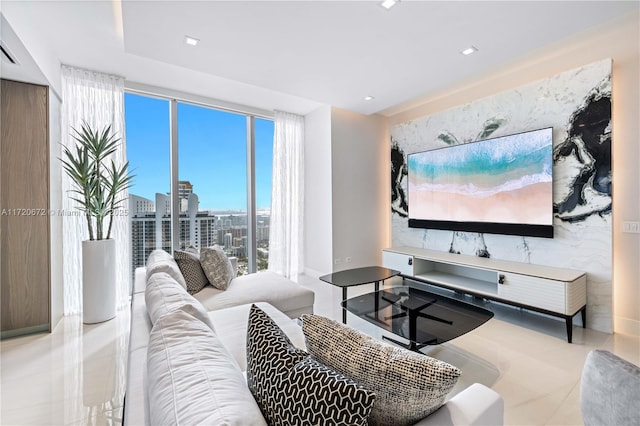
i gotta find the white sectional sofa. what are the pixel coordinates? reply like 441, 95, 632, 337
139, 249, 315, 318
124, 252, 504, 425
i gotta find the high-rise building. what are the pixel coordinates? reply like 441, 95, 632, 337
178, 181, 193, 213
129, 187, 270, 276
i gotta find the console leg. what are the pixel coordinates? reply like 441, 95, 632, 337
581, 307, 587, 328
566, 317, 573, 343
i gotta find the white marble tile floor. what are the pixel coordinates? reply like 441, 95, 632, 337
1, 309, 130, 425
1, 274, 638, 425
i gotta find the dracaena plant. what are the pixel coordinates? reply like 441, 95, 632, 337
61, 121, 134, 241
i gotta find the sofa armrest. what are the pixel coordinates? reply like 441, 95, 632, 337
413, 383, 504, 426
134, 267, 147, 294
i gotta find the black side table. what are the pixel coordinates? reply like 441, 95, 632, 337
319, 266, 400, 323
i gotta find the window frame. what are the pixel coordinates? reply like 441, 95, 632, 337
125, 83, 273, 274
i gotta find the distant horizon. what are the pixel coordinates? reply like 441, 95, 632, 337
129, 191, 272, 213
129, 191, 272, 215
125, 93, 274, 211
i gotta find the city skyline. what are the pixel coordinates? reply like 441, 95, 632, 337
129, 191, 271, 276
124, 93, 274, 211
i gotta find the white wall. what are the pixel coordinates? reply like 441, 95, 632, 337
388, 12, 640, 336
330, 107, 389, 272
0, 9, 61, 97
303, 107, 389, 277
303, 105, 333, 277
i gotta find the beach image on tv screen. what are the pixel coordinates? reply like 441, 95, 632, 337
408, 128, 553, 226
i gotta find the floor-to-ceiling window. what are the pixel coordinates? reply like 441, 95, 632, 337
124, 93, 172, 273
125, 92, 273, 276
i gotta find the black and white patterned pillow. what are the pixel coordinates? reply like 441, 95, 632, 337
173, 250, 208, 294
246, 305, 376, 426
200, 246, 234, 290
302, 314, 461, 426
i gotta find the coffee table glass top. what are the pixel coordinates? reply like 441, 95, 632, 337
342, 286, 494, 349
319, 266, 400, 288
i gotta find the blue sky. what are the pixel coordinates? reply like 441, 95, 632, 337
124, 93, 273, 211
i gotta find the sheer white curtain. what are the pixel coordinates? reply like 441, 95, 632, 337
61, 65, 130, 314
268, 111, 305, 280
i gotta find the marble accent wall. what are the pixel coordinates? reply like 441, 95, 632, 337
390, 59, 612, 333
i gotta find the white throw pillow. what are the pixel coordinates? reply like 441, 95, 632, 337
145, 249, 187, 290
145, 272, 215, 331
147, 306, 266, 426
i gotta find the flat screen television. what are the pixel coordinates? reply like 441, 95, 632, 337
407, 127, 554, 238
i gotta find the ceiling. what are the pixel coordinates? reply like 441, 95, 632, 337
2, 1, 638, 116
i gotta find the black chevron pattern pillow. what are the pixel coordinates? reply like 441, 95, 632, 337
246, 304, 376, 426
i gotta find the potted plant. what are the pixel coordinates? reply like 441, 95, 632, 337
61, 121, 133, 323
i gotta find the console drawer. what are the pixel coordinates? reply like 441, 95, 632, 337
498, 272, 566, 314
382, 250, 414, 276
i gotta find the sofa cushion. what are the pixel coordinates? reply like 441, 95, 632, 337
145, 249, 187, 290
207, 302, 306, 371
147, 306, 266, 426
145, 272, 215, 331
193, 271, 315, 318
247, 304, 376, 425
174, 249, 208, 294
302, 314, 461, 426
200, 245, 235, 290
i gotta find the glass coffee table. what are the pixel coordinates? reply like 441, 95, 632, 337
342, 286, 494, 352
319, 266, 400, 324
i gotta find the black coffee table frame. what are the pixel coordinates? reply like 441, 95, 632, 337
319, 266, 400, 324
342, 286, 494, 352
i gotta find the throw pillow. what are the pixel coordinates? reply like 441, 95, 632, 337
147, 306, 265, 425
145, 249, 187, 290
174, 249, 208, 294
200, 245, 234, 290
185, 245, 199, 254
144, 272, 215, 332
302, 314, 461, 426
246, 304, 376, 426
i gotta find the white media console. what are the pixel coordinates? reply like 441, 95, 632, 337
382, 247, 587, 343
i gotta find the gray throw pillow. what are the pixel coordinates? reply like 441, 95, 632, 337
302, 314, 461, 426
200, 246, 234, 290
246, 305, 376, 426
174, 250, 208, 294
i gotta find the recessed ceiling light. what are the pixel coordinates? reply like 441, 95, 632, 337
461, 46, 478, 56
184, 36, 199, 46
364, 96, 375, 101
380, 0, 399, 10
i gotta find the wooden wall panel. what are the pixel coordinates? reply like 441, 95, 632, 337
1, 79, 50, 336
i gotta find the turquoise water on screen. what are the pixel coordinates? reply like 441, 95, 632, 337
408, 128, 552, 198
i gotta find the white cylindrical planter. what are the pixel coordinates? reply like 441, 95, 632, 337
82, 239, 116, 324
